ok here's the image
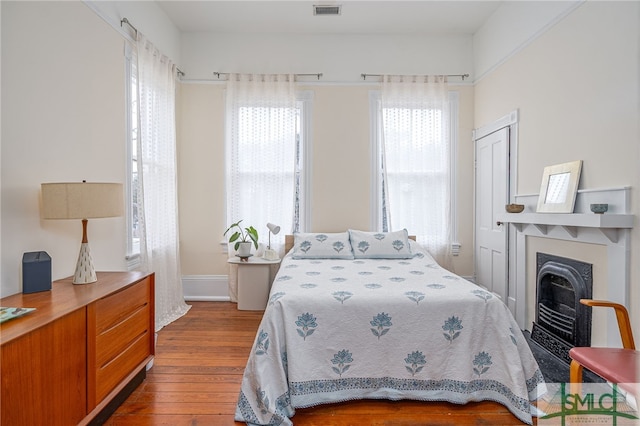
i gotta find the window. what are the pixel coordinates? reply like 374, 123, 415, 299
226, 89, 312, 251
370, 91, 459, 256
125, 45, 140, 267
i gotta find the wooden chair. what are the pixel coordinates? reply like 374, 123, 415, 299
569, 299, 639, 396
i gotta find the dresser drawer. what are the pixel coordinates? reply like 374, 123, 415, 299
96, 303, 150, 367
95, 330, 151, 403
95, 278, 150, 333
89, 276, 154, 408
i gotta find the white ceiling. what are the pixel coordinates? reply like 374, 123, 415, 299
156, 1, 502, 35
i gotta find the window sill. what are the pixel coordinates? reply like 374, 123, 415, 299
125, 253, 141, 271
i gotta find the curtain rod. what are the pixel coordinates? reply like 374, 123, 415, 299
120, 18, 185, 77
213, 72, 323, 81
120, 17, 138, 34
361, 73, 470, 81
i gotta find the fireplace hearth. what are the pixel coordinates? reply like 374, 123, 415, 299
531, 253, 593, 364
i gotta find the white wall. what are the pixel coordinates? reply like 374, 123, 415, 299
176, 82, 476, 281
473, 1, 582, 81
0, 1, 3, 286
0, 2, 132, 295
474, 1, 640, 335
178, 1, 583, 85
173, 1, 593, 287
83, 0, 182, 66
0, 1, 181, 297
4, 1, 637, 324
175, 24, 481, 284
181, 32, 473, 83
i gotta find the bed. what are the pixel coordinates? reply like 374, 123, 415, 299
235, 230, 545, 425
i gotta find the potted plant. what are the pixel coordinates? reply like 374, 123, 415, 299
224, 220, 259, 257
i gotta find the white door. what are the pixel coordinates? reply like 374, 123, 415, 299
474, 127, 509, 303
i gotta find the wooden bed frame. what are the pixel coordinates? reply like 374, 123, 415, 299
284, 234, 416, 254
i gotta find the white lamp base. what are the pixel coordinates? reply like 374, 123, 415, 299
263, 248, 280, 261
73, 242, 97, 284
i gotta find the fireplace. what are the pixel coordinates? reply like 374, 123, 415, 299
531, 253, 593, 364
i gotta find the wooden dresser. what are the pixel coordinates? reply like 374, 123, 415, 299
0, 271, 155, 425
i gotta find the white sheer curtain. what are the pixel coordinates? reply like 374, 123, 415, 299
136, 33, 190, 330
380, 75, 452, 266
225, 74, 297, 300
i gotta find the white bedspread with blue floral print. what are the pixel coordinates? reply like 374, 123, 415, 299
235, 242, 545, 425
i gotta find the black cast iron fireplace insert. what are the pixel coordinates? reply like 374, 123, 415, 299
531, 253, 593, 364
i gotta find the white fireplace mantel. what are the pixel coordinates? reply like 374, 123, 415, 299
497, 212, 634, 243
501, 187, 634, 347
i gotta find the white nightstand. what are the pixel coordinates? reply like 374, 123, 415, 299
228, 256, 281, 310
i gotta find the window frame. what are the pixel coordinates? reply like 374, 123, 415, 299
296, 90, 313, 233
221, 90, 313, 252
125, 43, 141, 268
369, 90, 460, 255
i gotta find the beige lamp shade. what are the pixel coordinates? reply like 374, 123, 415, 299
41, 182, 124, 219
40, 181, 124, 284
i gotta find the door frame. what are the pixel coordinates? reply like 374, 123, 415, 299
473, 110, 520, 318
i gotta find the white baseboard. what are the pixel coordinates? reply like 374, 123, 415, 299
182, 275, 230, 302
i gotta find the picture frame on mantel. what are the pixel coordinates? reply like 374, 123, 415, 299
536, 160, 582, 213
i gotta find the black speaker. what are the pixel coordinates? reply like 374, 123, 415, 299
22, 251, 52, 294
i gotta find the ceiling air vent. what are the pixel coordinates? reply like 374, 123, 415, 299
313, 5, 341, 16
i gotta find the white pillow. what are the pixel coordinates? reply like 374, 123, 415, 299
292, 232, 354, 259
348, 229, 413, 259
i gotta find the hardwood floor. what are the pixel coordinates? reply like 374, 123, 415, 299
106, 302, 533, 425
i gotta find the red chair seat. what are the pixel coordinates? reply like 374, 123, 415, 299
569, 347, 639, 394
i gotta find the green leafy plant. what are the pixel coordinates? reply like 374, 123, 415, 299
223, 220, 259, 250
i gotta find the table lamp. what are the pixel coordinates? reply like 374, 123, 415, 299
41, 181, 124, 284
263, 222, 280, 260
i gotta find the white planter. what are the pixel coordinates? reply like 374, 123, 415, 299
237, 242, 252, 257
